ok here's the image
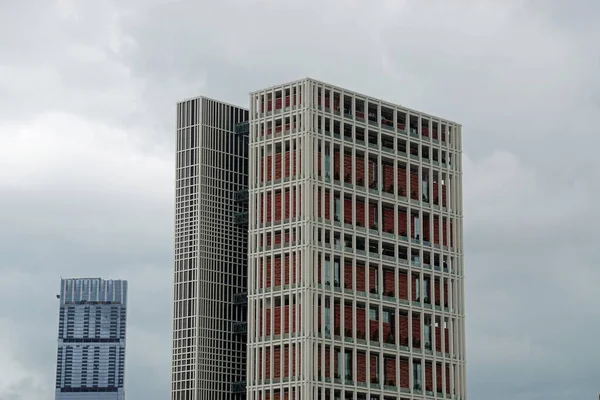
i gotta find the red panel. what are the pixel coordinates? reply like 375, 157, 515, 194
399, 359, 410, 388
334, 303, 341, 335
397, 167, 407, 197
333, 151, 341, 180
436, 363, 443, 392
444, 281, 449, 307
356, 264, 366, 292
344, 305, 353, 336
368, 203, 377, 228
383, 207, 394, 233
357, 353, 367, 383
423, 214, 431, 242
265, 347, 271, 378
370, 354, 378, 383
356, 201, 365, 227
412, 317, 421, 348
344, 263, 352, 290
356, 308, 366, 337
398, 210, 408, 236
399, 314, 409, 346
410, 170, 419, 200
425, 361, 433, 391
442, 184, 447, 207
384, 357, 396, 386
383, 269, 394, 295
343, 198, 353, 224
398, 271, 408, 300
369, 267, 377, 292
383, 164, 394, 192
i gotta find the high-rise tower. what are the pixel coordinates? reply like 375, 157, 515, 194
173, 79, 466, 400
246, 78, 466, 399
55, 278, 128, 400
172, 97, 249, 400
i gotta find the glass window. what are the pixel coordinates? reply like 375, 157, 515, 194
413, 216, 420, 240
369, 307, 378, 321
344, 351, 352, 380
413, 362, 422, 390
324, 260, 331, 285
324, 153, 331, 180
324, 306, 331, 335
334, 198, 341, 221
424, 323, 432, 349
415, 278, 420, 301
334, 261, 340, 287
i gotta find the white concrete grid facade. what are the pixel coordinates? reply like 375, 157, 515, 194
247, 78, 465, 400
173, 97, 249, 400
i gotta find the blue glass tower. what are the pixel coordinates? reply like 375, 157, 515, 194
55, 278, 128, 400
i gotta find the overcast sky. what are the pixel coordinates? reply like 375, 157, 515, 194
1, 0, 599, 399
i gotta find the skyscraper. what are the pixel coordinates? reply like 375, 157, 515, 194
247, 78, 465, 399
55, 278, 128, 400
172, 97, 249, 400
173, 78, 466, 400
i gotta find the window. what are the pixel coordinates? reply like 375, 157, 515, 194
413, 362, 422, 390
424, 322, 432, 350
334, 261, 340, 287
334, 198, 341, 221
344, 351, 352, 381
422, 179, 429, 202
423, 279, 430, 303
415, 278, 420, 301
413, 216, 420, 240
324, 305, 331, 335
334, 236, 342, 250
373, 269, 379, 293
372, 162, 378, 188
324, 153, 331, 180
324, 260, 331, 285
369, 307, 378, 321
383, 310, 393, 324
373, 354, 379, 382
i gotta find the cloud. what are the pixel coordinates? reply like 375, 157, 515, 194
1, 1, 599, 399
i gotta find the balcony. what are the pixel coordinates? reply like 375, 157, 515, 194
234, 211, 248, 225
234, 121, 249, 136
232, 381, 246, 393
232, 321, 247, 334
233, 292, 247, 305
234, 189, 249, 203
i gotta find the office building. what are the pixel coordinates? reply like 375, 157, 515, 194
55, 278, 128, 400
172, 78, 466, 400
246, 79, 465, 399
172, 97, 249, 400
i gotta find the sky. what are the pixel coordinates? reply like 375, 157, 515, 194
0, 0, 599, 399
